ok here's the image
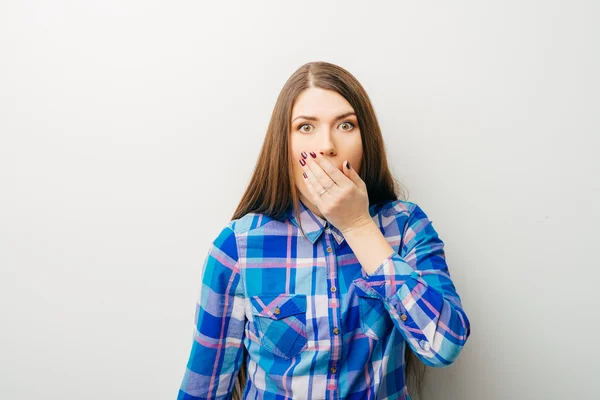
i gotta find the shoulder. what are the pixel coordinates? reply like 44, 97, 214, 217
213, 211, 281, 245
209, 212, 281, 262
371, 199, 437, 235
370, 198, 419, 225
372, 198, 416, 216
227, 212, 280, 235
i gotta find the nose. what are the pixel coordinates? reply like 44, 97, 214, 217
317, 128, 337, 157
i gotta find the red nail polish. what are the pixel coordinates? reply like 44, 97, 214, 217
310, 152, 317, 158
303, 172, 307, 178
300, 158, 306, 166
301, 151, 308, 159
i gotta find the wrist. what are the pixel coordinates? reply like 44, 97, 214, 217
341, 219, 395, 276
341, 218, 378, 238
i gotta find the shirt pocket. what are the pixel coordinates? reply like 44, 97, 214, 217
354, 284, 393, 341
250, 293, 308, 360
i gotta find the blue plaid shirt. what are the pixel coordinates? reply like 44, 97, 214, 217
177, 198, 471, 399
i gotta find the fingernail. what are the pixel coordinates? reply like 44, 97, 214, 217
301, 151, 308, 159
310, 151, 317, 158
299, 158, 306, 166
303, 172, 307, 178
346, 161, 351, 169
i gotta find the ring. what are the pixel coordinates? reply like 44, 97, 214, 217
318, 182, 334, 196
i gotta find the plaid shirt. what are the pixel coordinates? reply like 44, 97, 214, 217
177, 198, 471, 400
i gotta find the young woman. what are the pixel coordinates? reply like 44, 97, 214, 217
177, 61, 471, 400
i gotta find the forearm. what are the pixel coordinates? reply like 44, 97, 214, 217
346, 204, 471, 367
342, 220, 396, 275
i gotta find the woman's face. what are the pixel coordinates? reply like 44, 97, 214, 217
289, 87, 363, 218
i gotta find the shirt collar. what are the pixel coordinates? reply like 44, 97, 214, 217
285, 198, 346, 245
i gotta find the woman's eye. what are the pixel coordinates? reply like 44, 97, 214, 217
299, 124, 313, 133
339, 122, 355, 131
298, 122, 354, 133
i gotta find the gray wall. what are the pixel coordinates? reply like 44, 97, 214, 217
1, 1, 597, 399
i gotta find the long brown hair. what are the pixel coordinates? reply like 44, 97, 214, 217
229, 61, 426, 399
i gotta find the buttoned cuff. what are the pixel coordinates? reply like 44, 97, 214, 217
358, 252, 425, 300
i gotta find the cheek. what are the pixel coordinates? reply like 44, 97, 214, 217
290, 140, 309, 175
290, 150, 303, 171
289, 136, 303, 160
344, 142, 363, 169
293, 161, 304, 178
289, 151, 305, 182
351, 151, 363, 165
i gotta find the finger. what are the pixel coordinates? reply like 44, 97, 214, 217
312, 153, 353, 189
306, 153, 345, 192
302, 164, 329, 206
343, 160, 367, 192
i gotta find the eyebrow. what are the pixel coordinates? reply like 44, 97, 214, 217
291, 111, 356, 124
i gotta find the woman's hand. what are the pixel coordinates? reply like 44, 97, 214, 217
299, 151, 372, 234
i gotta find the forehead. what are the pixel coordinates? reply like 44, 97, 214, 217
292, 88, 354, 117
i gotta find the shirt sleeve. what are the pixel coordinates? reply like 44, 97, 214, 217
177, 225, 246, 399
352, 203, 471, 367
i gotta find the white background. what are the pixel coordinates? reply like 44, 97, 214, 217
1, 1, 598, 399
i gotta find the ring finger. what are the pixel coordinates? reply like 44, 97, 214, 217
301, 161, 331, 201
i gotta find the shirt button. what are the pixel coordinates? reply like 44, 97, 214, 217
330, 286, 337, 292
326, 247, 332, 253
330, 366, 337, 373
419, 340, 431, 351
400, 313, 407, 321
274, 307, 280, 315
333, 327, 340, 335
